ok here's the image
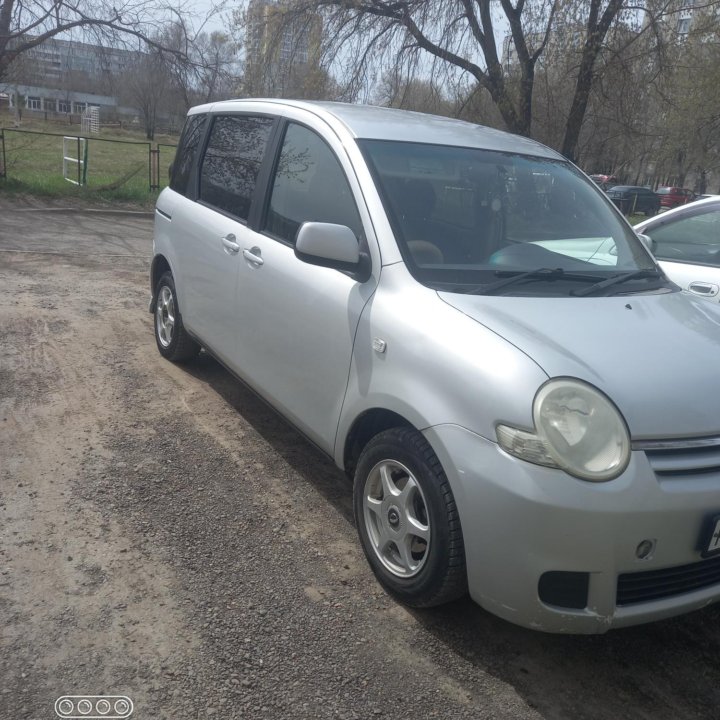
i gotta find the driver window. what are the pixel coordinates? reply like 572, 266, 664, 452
646, 210, 720, 266
265, 124, 364, 245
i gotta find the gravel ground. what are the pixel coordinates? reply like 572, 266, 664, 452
1, 196, 719, 720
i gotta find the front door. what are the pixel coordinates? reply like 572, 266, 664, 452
233, 121, 379, 453
645, 205, 720, 304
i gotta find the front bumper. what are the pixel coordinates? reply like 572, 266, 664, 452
423, 424, 720, 633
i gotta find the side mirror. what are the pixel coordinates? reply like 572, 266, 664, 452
295, 222, 370, 281
637, 233, 655, 252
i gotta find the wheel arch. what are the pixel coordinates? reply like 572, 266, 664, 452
149, 254, 172, 312
342, 408, 416, 479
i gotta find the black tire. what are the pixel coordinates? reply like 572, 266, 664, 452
353, 427, 467, 607
153, 271, 200, 362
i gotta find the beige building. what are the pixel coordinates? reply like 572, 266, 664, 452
244, 0, 324, 97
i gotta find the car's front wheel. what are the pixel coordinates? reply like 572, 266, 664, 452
353, 427, 467, 607
154, 271, 200, 362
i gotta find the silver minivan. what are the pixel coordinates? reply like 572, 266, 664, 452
151, 100, 720, 633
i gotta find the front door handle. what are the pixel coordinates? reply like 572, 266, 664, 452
688, 281, 719, 297
221, 234, 240, 255
242, 247, 264, 267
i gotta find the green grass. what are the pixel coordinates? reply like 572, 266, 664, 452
0, 174, 157, 205
0, 111, 178, 206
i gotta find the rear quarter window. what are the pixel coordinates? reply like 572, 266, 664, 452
170, 114, 207, 196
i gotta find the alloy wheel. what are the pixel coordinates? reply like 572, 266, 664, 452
362, 459, 431, 578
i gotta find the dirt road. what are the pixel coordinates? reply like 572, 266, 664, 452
1, 197, 719, 720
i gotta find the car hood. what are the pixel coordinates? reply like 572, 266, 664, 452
438, 289, 720, 439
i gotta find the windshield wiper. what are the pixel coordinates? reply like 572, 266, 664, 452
466, 267, 599, 295
570, 268, 663, 297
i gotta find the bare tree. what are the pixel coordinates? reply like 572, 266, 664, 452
526, 18, 655, 171
288, 0, 560, 136
557, 0, 627, 160
195, 31, 239, 102
121, 47, 169, 139
283, 0, 720, 161
159, 20, 241, 112
375, 68, 455, 116
651, 8, 720, 192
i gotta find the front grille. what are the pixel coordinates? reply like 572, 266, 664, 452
617, 556, 720, 605
639, 437, 720, 480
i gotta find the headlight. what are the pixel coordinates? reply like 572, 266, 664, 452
497, 378, 630, 482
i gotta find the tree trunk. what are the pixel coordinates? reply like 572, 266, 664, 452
697, 170, 706, 195
560, 0, 625, 162
561, 50, 597, 162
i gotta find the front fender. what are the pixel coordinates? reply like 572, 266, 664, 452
334, 263, 548, 468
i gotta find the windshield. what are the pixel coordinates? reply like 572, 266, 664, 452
361, 140, 666, 296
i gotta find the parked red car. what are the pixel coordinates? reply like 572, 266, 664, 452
657, 187, 695, 209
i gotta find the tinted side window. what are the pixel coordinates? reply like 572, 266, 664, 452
646, 209, 720, 266
170, 114, 207, 196
265, 123, 363, 244
199, 115, 274, 221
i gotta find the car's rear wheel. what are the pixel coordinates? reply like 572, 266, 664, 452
353, 427, 467, 607
154, 271, 200, 362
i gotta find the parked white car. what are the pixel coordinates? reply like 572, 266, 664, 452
151, 100, 720, 633
635, 196, 720, 303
